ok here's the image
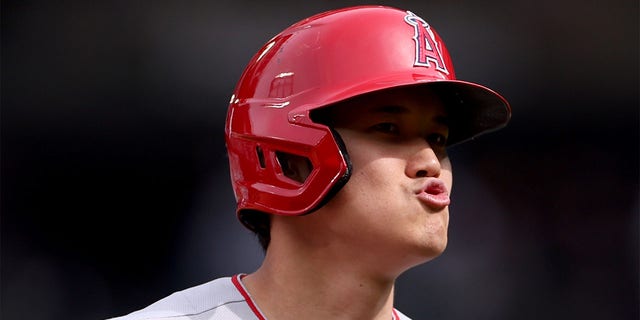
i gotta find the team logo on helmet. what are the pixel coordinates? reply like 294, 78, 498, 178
404, 11, 449, 75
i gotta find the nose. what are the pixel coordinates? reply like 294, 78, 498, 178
405, 142, 442, 178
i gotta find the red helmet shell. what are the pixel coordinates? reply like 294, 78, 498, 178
226, 5, 511, 218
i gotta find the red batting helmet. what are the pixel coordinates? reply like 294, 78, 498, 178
225, 5, 511, 225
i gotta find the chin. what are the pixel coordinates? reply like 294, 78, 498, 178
419, 237, 448, 261
398, 246, 447, 274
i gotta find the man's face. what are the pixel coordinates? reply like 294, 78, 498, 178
290, 87, 453, 276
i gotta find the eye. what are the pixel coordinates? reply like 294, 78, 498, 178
372, 123, 399, 135
427, 133, 448, 148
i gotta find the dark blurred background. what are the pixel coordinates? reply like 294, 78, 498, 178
2, 0, 638, 319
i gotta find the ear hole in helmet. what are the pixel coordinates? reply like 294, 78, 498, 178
275, 151, 313, 184
256, 146, 266, 168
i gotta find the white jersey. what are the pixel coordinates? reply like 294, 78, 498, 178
107, 274, 412, 320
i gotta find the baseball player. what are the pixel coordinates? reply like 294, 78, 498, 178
108, 5, 511, 320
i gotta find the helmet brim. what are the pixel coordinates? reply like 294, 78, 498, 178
315, 76, 511, 147
426, 80, 512, 146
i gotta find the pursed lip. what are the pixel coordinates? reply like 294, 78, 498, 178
415, 179, 450, 209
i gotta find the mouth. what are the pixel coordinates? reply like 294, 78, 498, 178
416, 179, 450, 210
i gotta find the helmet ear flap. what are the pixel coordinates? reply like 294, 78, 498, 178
236, 126, 351, 251
226, 106, 351, 217
310, 127, 352, 211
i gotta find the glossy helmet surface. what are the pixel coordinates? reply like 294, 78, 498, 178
225, 5, 511, 224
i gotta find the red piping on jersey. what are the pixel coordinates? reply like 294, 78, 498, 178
232, 274, 267, 320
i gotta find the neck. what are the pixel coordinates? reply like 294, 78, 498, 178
243, 240, 398, 320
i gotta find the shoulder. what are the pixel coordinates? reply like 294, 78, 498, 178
107, 275, 259, 320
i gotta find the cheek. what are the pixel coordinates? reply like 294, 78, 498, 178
334, 159, 409, 222
326, 153, 396, 198
347, 157, 402, 190
441, 156, 453, 190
